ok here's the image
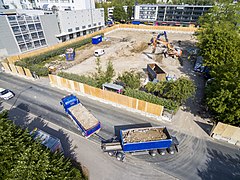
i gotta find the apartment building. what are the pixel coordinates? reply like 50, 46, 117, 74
0, 12, 59, 56
55, 8, 104, 42
0, 0, 33, 9
0, 7, 104, 56
134, 4, 212, 25
33, 0, 95, 11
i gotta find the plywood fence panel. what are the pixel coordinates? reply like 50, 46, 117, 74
9, 64, 18, 74
137, 100, 147, 111
65, 79, 72, 89
71, 81, 79, 92
146, 103, 163, 116
84, 84, 94, 96
49, 74, 57, 85
24, 68, 33, 78
1, 62, 11, 71
60, 77, 68, 89
115, 94, 132, 107
16, 66, 25, 76
130, 98, 137, 109
101, 90, 115, 102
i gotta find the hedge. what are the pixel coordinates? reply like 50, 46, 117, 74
124, 88, 179, 112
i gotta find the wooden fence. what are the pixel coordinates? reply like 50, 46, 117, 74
49, 75, 163, 117
1, 62, 33, 79
6, 25, 197, 63
211, 122, 240, 146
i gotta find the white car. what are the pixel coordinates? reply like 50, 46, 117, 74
0, 88, 14, 100
94, 49, 105, 57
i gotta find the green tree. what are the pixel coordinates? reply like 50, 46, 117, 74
113, 5, 127, 22
0, 111, 85, 179
93, 58, 115, 88
196, 1, 240, 125
117, 71, 141, 89
146, 77, 195, 103
127, 5, 133, 21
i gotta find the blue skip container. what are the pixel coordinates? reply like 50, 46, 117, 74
92, 35, 102, 44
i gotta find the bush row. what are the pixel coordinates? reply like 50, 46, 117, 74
57, 72, 179, 111
57, 72, 97, 87
124, 88, 179, 112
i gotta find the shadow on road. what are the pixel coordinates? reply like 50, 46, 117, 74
5, 102, 86, 175
194, 120, 213, 135
197, 148, 240, 179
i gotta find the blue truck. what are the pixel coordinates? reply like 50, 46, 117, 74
101, 126, 179, 161
60, 94, 101, 138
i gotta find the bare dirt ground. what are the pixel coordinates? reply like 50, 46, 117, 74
63, 30, 196, 79
60, 29, 213, 138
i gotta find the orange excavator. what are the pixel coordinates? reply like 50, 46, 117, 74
149, 31, 182, 58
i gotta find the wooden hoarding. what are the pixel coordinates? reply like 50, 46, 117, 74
9, 64, 18, 74
16, 66, 25, 76
1, 62, 11, 72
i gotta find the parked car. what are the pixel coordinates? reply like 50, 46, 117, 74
94, 49, 105, 57
0, 88, 14, 100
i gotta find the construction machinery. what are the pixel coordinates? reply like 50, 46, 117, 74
149, 31, 182, 58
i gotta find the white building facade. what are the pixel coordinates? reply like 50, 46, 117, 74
33, 0, 95, 11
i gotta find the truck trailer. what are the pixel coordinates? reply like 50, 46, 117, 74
60, 94, 101, 138
101, 126, 179, 161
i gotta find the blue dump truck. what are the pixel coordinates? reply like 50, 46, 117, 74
60, 94, 101, 138
30, 128, 63, 153
101, 126, 179, 161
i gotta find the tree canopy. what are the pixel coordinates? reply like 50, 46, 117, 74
113, 5, 127, 22
0, 111, 84, 179
196, 1, 240, 125
145, 77, 196, 104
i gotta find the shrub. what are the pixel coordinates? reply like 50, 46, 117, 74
29, 64, 49, 76
116, 71, 141, 89
58, 72, 97, 87
124, 88, 179, 112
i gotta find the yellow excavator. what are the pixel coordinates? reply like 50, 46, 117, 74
149, 31, 182, 58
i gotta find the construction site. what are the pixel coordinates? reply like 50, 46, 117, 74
47, 29, 197, 82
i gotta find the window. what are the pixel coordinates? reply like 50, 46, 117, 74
24, 34, 30, 41
19, 25, 27, 33
19, 44, 27, 51
98, 22, 101, 25
75, 27, 79, 30
68, 28, 72, 32
76, 32, 80, 37
34, 40, 40, 47
62, 36, 66, 42
69, 34, 73, 39
35, 23, 42, 30
26, 42, 33, 49
93, 23, 96, 26
82, 26, 86, 29
28, 24, 36, 31
38, 31, 44, 39
88, 24, 91, 28
40, 39, 46, 45
16, 35, 24, 43
31, 32, 38, 40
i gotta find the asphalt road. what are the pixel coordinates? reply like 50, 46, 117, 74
0, 73, 239, 180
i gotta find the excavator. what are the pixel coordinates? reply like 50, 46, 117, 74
149, 31, 182, 58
